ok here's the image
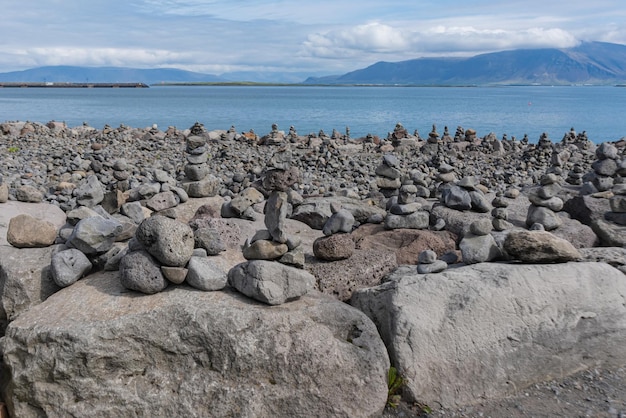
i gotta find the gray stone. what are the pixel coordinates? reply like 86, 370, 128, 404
229, 187, 265, 215
146, 191, 179, 212
182, 176, 220, 198
262, 167, 300, 192
322, 208, 355, 236
375, 164, 402, 179
74, 175, 104, 207
417, 260, 447, 274
264, 191, 288, 243
459, 233, 501, 264
121, 201, 148, 224
389, 203, 421, 215
351, 262, 626, 408
504, 230, 582, 263
184, 163, 209, 181
291, 196, 386, 230
185, 256, 228, 291
119, 250, 168, 294
591, 218, 626, 246
2, 272, 389, 418
67, 216, 123, 255
469, 190, 491, 213
103, 243, 128, 271
6, 214, 58, 248
491, 207, 508, 220
526, 205, 562, 231
228, 260, 315, 305
382, 153, 399, 168
376, 176, 401, 189
596, 142, 619, 160
136, 216, 195, 267
605, 211, 626, 226
441, 185, 472, 211
469, 218, 492, 236
50, 249, 92, 287
538, 183, 562, 199
194, 227, 226, 255
610, 195, 626, 213
279, 245, 306, 269
0, 246, 60, 334
384, 211, 429, 230
418, 250, 438, 264
492, 218, 514, 231
529, 195, 564, 211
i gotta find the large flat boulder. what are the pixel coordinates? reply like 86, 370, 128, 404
1, 271, 389, 418
351, 262, 626, 408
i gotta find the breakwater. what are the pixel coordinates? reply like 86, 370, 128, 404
0, 82, 149, 88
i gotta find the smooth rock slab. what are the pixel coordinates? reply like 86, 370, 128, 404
1, 271, 389, 418
228, 260, 315, 305
351, 262, 626, 409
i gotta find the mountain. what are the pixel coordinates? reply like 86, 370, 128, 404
304, 42, 626, 86
0, 66, 225, 84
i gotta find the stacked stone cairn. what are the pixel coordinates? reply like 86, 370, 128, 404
582, 142, 622, 194
384, 177, 430, 230
313, 202, 356, 261
416, 249, 447, 274
181, 123, 220, 198
375, 154, 402, 198
440, 175, 491, 213
526, 173, 564, 231
491, 193, 513, 231
228, 147, 316, 305
459, 218, 501, 264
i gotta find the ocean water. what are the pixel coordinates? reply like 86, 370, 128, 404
1, 85, 625, 143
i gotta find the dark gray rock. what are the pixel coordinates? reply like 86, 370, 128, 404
119, 250, 169, 294
136, 216, 195, 267
67, 216, 123, 255
50, 249, 92, 287
74, 175, 104, 207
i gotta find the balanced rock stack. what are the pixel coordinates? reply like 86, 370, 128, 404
459, 218, 501, 264
260, 123, 286, 145
313, 202, 356, 261
375, 154, 402, 198
581, 142, 621, 193
182, 123, 220, 198
119, 214, 228, 294
384, 179, 430, 230
416, 249, 447, 274
526, 173, 564, 231
228, 148, 315, 305
440, 175, 490, 213
491, 193, 513, 231
437, 162, 458, 189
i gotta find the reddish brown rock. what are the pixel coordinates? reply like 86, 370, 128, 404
352, 224, 457, 265
313, 234, 355, 261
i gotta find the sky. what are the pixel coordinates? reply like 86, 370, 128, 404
1, 0, 625, 80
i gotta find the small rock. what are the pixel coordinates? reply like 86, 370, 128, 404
119, 250, 169, 294
313, 234, 355, 261
50, 249, 92, 287
185, 256, 228, 291
417, 260, 447, 274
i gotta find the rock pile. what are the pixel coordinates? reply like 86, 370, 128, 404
526, 173, 564, 230
229, 148, 315, 305
182, 123, 221, 198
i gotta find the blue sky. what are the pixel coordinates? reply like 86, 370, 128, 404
1, 0, 625, 80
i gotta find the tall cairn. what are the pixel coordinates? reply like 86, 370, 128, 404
182, 122, 220, 198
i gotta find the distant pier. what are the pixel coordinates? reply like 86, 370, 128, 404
0, 82, 149, 88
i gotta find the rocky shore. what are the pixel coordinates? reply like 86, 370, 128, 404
0, 120, 625, 417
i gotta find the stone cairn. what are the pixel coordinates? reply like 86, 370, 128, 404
582, 142, 622, 194
491, 193, 513, 231
384, 177, 430, 230
228, 147, 316, 305
526, 173, 564, 231
459, 218, 501, 265
375, 154, 402, 198
182, 122, 220, 198
416, 249, 447, 274
313, 202, 356, 261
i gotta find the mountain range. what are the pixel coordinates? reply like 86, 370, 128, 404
1, 42, 625, 85
304, 41, 626, 85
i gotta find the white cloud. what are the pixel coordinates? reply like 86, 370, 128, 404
303, 24, 580, 61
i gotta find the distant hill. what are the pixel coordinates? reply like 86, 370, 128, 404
0, 66, 225, 84
304, 41, 626, 85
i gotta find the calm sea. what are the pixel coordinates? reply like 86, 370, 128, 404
1, 85, 625, 143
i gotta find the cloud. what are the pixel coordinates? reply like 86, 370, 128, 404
302, 23, 580, 61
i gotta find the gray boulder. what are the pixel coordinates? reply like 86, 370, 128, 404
526, 205, 562, 231
384, 211, 429, 230
67, 216, 123, 255
0, 246, 60, 335
146, 191, 179, 212
50, 249, 93, 287
228, 260, 315, 305
185, 256, 228, 291
459, 233, 501, 264
74, 174, 104, 207
193, 227, 226, 255
441, 185, 472, 211
351, 262, 626, 409
136, 216, 194, 267
119, 250, 169, 294
323, 208, 356, 236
